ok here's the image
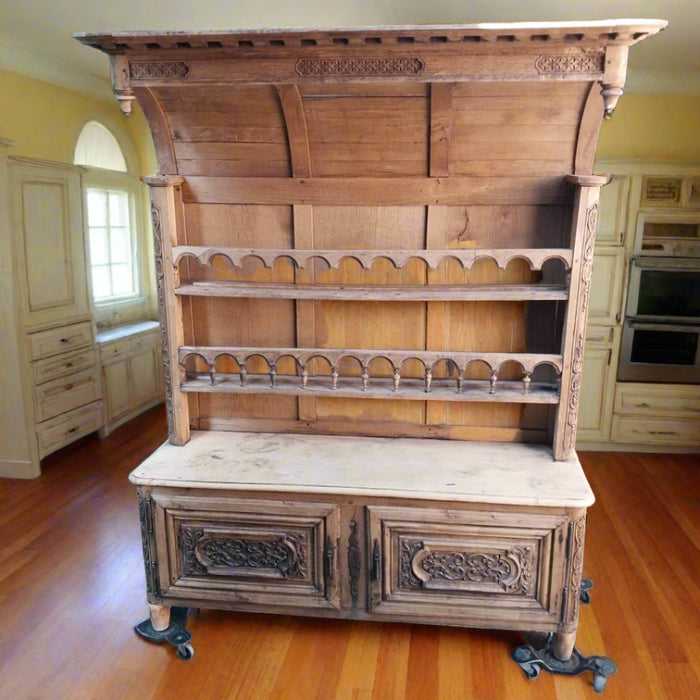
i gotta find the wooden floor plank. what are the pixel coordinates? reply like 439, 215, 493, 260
0, 406, 698, 698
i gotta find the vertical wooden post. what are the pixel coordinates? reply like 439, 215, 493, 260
144, 175, 190, 445
553, 175, 610, 460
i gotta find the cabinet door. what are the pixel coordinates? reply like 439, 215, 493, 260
130, 345, 162, 408
10, 162, 89, 328
103, 358, 131, 422
597, 175, 629, 245
366, 505, 570, 631
150, 492, 341, 611
577, 328, 620, 444
588, 248, 625, 326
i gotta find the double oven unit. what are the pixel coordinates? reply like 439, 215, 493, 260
618, 212, 700, 384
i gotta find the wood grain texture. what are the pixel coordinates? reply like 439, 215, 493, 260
0, 407, 696, 699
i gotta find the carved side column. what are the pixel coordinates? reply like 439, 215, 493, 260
144, 175, 190, 445
553, 175, 610, 461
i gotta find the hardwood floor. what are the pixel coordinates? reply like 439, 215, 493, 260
0, 406, 697, 699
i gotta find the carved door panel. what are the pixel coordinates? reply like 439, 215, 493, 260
151, 491, 341, 611
366, 505, 573, 631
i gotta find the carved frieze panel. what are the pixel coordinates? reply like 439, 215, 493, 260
295, 57, 424, 77
535, 53, 604, 74
130, 61, 190, 79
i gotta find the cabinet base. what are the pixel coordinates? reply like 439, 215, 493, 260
134, 606, 194, 660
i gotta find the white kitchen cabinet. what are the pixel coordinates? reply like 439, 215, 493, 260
98, 321, 164, 436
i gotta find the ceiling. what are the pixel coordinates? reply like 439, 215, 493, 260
1, 0, 698, 101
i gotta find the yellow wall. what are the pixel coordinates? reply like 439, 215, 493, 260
596, 93, 700, 162
0, 68, 156, 174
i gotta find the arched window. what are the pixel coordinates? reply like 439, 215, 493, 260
74, 121, 127, 172
75, 121, 140, 305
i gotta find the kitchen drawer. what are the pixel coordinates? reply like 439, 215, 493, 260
614, 383, 700, 418
37, 400, 103, 459
611, 415, 700, 446
366, 505, 572, 631
99, 329, 160, 363
32, 347, 97, 384
149, 491, 341, 611
27, 321, 93, 360
34, 367, 101, 423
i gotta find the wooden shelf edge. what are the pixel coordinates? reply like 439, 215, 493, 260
175, 281, 569, 301
181, 374, 560, 404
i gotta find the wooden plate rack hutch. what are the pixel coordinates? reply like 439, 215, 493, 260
78, 20, 665, 688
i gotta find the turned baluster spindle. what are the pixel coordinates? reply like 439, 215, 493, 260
456, 374, 464, 394
392, 366, 401, 392
489, 369, 498, 394
301, 364, 309, 389
239, 364, 248, 387
331, 366, 339, 390
522, 372, 531, 394
269, 364, 277, 388
208, 361, 216, 386
361, 366, 370, 392
424, 367, 433, 393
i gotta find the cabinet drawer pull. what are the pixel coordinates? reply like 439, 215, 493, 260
371, 539, 381, 581
66, 426, 79, 435
65, 362, 74, 369
323, 537, 334, 584
60, 338, 71, 344
648, 430, 676, 436
64, 383, 74, 391
635, 402, 650, 408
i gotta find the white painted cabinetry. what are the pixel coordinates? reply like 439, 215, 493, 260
97, 321, 164, 436
0, 150, 102, 478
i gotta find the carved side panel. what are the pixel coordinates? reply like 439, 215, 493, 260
347, 520, 361, 604
150, 202, 176, 441
563, 202, 598, 455
137, 492, 160, 600
130, 61, 190, 79
562, 514, 587, 626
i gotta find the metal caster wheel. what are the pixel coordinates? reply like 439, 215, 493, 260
523, 663, 541, 680
593, 672, 607, 693
580, 578, 594, 604
176, 643, 194, 660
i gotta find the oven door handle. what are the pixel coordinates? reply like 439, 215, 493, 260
626, 319, 700, 333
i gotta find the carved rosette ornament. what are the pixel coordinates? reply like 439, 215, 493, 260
564, 202, 598, 456
296, 57, 424, 77
179, 525, 307, 579
399, 540, 534, 595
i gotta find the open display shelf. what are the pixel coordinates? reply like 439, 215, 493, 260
78, 20, 666, 690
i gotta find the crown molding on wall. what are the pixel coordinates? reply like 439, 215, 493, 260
626, 69, 700, 94
0, 38, 113, 102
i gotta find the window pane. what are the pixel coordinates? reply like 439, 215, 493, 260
111, 263, 134, 296
89, 227, 109, 265
109, 227, 131, 263
92, 265, 112, 300
109, 191, 129, 227
86, 189, 107, 227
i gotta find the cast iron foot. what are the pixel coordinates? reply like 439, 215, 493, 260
511, 640, 616, 693
134, 606, 194, 660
